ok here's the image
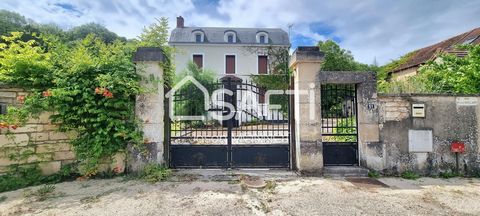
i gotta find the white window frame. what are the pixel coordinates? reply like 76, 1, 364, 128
191, 53, 204, 69
224, 53, 237, 75
256, 55, 269, 75
193, 31, 205, 43
224, 31, 237, 43
256, 32, 268, 44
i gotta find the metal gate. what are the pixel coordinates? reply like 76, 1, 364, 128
167, 76, 291, 168
321, 84, 358, 166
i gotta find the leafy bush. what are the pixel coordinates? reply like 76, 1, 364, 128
380, 44, 480, 94
0, 164, 77, 193
0, 32, 144, 176
439, 171, 459, 179
368, 170, 380, 178
139, 164, 171, 183
174, 61, 217, 117
400, 170, 420, 180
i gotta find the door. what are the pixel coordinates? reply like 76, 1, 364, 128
321, 84, 358, 166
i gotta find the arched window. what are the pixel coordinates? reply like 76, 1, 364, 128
256, 32, 268, 44
192, 30, 205, 43
224, 31, 237, 43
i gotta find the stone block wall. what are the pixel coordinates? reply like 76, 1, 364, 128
0, 87, 126, 175
0, 87, 77, 175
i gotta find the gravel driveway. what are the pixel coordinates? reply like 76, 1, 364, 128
1, 171, 479, 216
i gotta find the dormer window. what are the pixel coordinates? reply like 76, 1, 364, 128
192, 30, 205, 43
256, 32, 268, 44
259, 35, 266, 43
224, 31, 237, 43
195, 34, 202, 42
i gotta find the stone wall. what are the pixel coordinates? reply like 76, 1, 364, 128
0, 87, 76, 175
376, 94, 480, 175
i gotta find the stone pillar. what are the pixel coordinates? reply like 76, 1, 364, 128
290, 47, 324, 174
131, 47, 165, 171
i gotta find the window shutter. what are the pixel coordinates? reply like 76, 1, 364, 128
193, 54, 203, 69
258, 56, 268, 74
226, 55, 235, 74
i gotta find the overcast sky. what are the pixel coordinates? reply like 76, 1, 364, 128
1, 0, 480, 65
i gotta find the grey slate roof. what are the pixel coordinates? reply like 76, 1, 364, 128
169, 27, 290, 45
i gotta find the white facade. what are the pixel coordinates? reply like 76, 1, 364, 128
171, 44, 284, 79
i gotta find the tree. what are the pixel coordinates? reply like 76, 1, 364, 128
138, 17, 175, 87
317, 39, 375, 71
67, 23, 125, 43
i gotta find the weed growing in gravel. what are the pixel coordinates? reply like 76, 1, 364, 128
401, 170, 420, 180
368, 170, 380, 178
139, 164, 171, 183
24, 185, 57, 201
264, 180, 277, 193
439, 171, 460, 179
0, 195, 7, 203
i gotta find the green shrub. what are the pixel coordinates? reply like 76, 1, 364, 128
139, 164, 171, 183
0, 164, 78, 193
400, 170, 420, 180
368, 170, 380, 178
439, 171, 459, 179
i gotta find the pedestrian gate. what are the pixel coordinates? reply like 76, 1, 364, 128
321, 84, 358, 166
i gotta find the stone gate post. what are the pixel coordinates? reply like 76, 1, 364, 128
131, 47, 165, 171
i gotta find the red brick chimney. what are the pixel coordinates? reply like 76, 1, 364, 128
176, 16, 184, 28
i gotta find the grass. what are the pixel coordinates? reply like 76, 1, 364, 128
24, 184, 57, 201
0, 195, 7, 203
401, 170, 420, 180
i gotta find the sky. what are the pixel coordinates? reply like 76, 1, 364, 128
1, 0, 480, 65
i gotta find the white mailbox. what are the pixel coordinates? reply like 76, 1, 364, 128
412, 104, 425, 118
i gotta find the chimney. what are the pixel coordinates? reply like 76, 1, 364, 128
176, 16, 184, 28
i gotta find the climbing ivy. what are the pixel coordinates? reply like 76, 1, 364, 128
0, 32, 144, 176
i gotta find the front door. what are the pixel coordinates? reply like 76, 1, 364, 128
321, 84, 358, 166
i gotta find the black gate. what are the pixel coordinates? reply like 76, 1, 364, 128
321, 84, 358, 166
168, 76, 290, 168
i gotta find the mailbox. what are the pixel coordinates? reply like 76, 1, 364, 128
451, 141, 465, 153
412, 104, 425, 118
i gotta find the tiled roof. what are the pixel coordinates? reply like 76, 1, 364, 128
169, 27, 290, 45
393, 27, 480, 72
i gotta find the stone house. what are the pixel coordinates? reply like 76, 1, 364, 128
169, 16, 290, 80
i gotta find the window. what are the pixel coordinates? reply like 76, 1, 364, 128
195, 33, 202, 42
259, 35, 266, 44
193, 54, 203, 69
225, 55, 236, 74
256, 32, 268, 44
224, 31, 236, 43
258, 56, 268, 74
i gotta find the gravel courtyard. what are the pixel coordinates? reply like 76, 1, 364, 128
1, 171, 480, 216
